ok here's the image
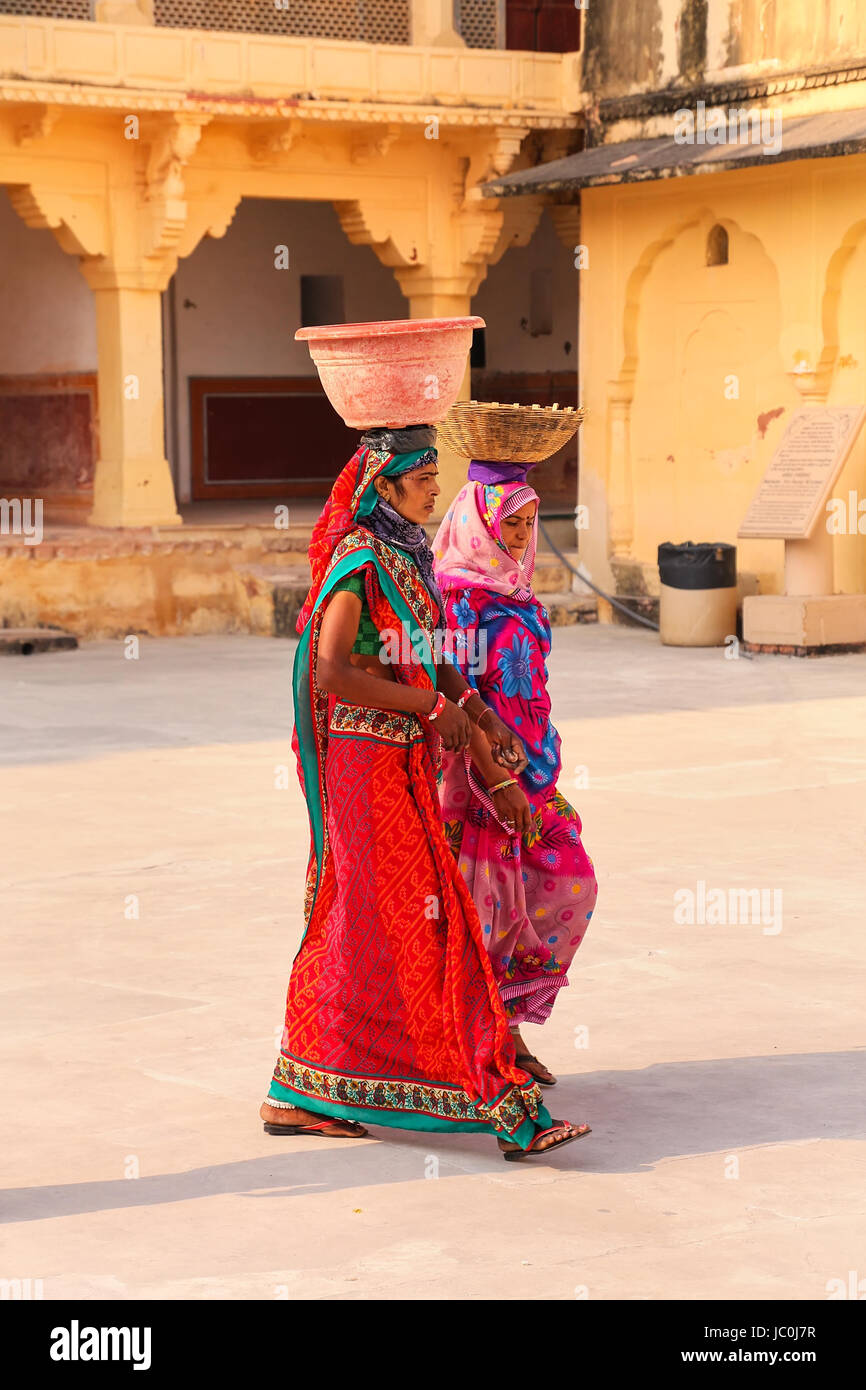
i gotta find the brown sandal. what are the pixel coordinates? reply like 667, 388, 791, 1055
263, 1118, 367, 1138
262, 1112, 368, 1139
499, 1120, 591, 1162
514, 1050, 557, 1086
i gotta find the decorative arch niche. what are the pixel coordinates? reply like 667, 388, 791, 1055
609, 210, 781, 559
706, 223, 729, 266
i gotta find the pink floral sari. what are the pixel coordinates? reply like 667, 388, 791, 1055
433, 481, 597, 1025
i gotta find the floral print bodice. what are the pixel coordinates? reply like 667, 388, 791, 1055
444, 587, 561, 814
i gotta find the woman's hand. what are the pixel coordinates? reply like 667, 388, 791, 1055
492, 782, 533, 836
477, 708, 529, 774
431, 699, 472, 751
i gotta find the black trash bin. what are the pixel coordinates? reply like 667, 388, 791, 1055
657, 541, 738, 646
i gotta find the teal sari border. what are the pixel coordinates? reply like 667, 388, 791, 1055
267, 1081, 552, 1149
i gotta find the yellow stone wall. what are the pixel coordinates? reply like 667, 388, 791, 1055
579, 149, 866, 601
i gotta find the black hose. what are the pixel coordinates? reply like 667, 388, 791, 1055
538, 518, 661, 632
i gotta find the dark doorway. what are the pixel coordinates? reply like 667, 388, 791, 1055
470, 370, 579, 508
506, 0, 581, 52
189, 377, 357, 500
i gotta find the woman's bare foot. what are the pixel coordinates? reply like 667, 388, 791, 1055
260, 1100, 367, 1138
509, 1027, 557, 1085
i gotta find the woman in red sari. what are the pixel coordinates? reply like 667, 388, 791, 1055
260, 430, 590, 1158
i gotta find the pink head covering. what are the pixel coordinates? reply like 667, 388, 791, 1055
433, 481, 539, 600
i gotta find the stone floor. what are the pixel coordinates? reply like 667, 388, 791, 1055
1, 626, 864, 1300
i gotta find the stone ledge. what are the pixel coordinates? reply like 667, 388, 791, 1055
541, 593, 598, 627
743, 640, 866, 657
0, 542, 601, 638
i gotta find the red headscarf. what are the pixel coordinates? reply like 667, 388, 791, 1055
296, 444, 390, 632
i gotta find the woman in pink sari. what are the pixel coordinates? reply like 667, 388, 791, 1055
433, 469, 597, 1085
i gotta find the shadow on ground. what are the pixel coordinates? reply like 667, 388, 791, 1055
3, 1050, 863, 1224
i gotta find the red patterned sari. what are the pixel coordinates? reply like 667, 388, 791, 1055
266, 446, 550, 1148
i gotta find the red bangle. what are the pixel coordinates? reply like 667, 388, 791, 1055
426, 692, 447, 722
456, 688, 475, 710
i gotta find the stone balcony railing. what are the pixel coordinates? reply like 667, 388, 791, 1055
0, 8, 577, 118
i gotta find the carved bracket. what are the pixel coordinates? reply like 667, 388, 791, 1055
350, 125, 400, 164
14, 104, 61, 149
548, 202, 581, 252
141, 113, 212, 269
459, 125, 531, 205
487, 124, 531, 180
335, 127, 543, 304
9, 112, 236, 292
6, 182, 109, 259
175, 188, 243, 262
144, 113, 209, 202
250, 118, 303, 164
333, 198, 418, 269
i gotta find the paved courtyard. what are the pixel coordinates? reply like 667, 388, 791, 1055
1, 626, 864, 1300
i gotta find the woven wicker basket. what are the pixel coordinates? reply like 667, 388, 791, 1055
435, 400, 585, 463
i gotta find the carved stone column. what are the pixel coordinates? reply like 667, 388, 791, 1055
12, 115, 240, 527
81, 267, 183, 527
82, 114, 220, 527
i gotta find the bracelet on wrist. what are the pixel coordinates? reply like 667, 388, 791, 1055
477, 706, 495, 732
425, 691, 447, 722
488, 777, 517, 795
456, 688, 475, 710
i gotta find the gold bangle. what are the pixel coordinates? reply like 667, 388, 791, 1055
476, 706, 495, 731
488, 777, 517, 794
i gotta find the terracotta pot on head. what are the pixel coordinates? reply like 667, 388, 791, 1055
295, 316, 484, 430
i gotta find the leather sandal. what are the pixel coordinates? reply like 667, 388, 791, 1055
263, 1117, 368, 1139
514, 1050, 557, 1086
499, 1120, 591, 1162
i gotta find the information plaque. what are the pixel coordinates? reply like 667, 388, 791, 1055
738, 405, 866, 540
